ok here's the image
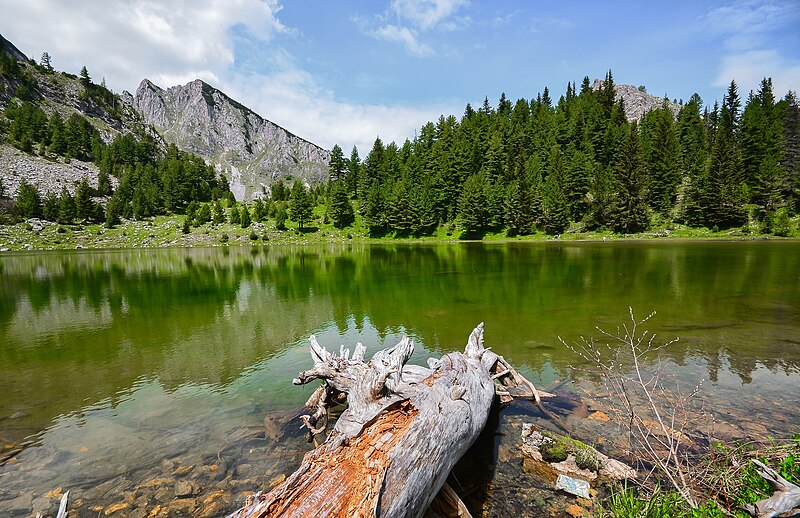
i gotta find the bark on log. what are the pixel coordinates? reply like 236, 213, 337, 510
228, 323, 516, 518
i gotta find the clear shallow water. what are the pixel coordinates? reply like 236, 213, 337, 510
0, 241, 798, 516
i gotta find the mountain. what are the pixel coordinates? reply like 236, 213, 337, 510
591, 79, 680, 121
131, 79, 331, 201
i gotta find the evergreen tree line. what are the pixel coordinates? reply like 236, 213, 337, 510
324, 73, 799, 237
1, 102, 231, 225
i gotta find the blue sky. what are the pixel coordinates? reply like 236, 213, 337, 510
1, 0, 799, 152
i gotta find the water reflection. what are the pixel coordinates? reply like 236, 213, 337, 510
1, 242, 799, 515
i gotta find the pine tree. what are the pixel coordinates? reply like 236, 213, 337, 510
43, 191, 59, 221
706, 81, 746, 228
15, 180, 42, 219
275, 206, 288, 230
410, 181, 438, 235
240, 205, 251, 228
387, 180, 412, 234
214, 200, 226, 224
75, 177, 94, 221
362, 180, 387, 235
642, 106, 680, 215
105, 195, 123, 228
196, 203, 211, 224
458, 174, 486, 237
40, 52, 53, 73
97, 170, 112, 196
229, 203, 241, 225
677, 94, 709, 225
79, 66, 91, 87
541, 147, 569, 234
610, 123, 649, 233
58, 187, 77, 224
327, 180, 354, 228
346, 146, 361, 197
504, 179, 532, 236
783, 92, 800, 212
289, 180, 313, 231
328, 144, 346, 181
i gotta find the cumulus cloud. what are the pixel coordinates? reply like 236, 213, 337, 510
715, 50, 800, 96
358, 0, 469, 57
390, 0, 469, 31
702, 0, 798, 50
0, 0, 288, 93
224, 59, 456, 153
0, 0, 454, 152
700, 1, 800, 96
370, 24, 433, 57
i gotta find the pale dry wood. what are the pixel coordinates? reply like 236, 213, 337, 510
228, 323, 499, 518
227, 322, 572, 518
743, 459, 800, 518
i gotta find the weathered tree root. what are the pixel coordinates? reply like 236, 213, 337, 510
743, 459, 800, 518
228, 323, 558, 518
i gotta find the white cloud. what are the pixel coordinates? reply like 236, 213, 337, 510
371, 25, 433, 57
700, 1, 800, 97
358, 0, 469, 57
224, 62, 457, 154
702, 0, 797, 50
0, 0, 288, 93
391, 0, 469, 31
715, 50, 800, 97
0, 0, 454, 153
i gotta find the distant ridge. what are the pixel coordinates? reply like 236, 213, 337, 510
132, 78, 331, 201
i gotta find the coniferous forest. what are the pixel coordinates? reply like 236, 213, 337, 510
2, 53, 799, 239
325, 72, 799, 238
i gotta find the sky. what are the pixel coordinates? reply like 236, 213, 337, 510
1, 0, 799, 153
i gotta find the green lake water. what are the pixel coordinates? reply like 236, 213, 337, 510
1, 241, 799, 516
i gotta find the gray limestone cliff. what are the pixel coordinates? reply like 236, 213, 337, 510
132, 79, 331, 201
591, 80, 680, 122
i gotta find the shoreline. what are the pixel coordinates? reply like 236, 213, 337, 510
2, 215, 798, 253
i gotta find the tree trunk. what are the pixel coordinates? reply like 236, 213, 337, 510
228, 323, 542, 518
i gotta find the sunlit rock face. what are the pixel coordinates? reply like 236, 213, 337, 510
134, 78, 331, 201
591, 79, 681, 122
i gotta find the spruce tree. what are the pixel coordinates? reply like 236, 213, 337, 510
362, 180, 387, 235
783, 92, 800, 212
43, 191, 59, 221
58, 187, 77, 224
346, 146, 361, 197
642, 106, 680, 215
504, 179, 532, 236
610, 123, 649, 233
327, 180, 354, 228
541, 147, 569, 234
97, 170, 112, 196
706, 81, 747, 228
240, 205, 251, 228
229, 203, 241, 225
458, 173, 486, 237
214, 200, 226, 224
75, 177, 94, 221
677, 94, 709, 225
15, 180, 42, 219
289, 180, 313, 231
328, 144, 346, 181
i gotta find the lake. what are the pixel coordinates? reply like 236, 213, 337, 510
1, 241, 799, 516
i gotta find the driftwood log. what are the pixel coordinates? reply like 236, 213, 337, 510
743, 459, 800, 518
228, 323, 553, 518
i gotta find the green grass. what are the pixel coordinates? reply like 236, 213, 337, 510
1, 210, 798, 252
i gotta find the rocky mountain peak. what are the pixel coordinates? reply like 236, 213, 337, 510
591, 79, 680, 121
0, 33, 28, 62
134, 79, 330, 200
